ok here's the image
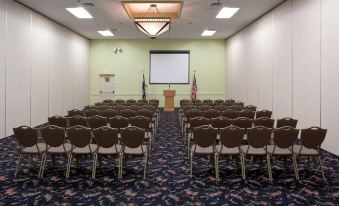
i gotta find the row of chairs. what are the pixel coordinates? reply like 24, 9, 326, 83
189, 125, 327, 182
94, 99, 159, 107
180, 99, 242, 107
13, 125, 149, 179
182, 104, 257, 112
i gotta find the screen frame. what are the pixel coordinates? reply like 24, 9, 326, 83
149, 50, 190, 84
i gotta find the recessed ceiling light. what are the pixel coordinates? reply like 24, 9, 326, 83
216, 7, 239, 18
97, 30, 114, 37
201, 29, 216, 36
66, 7, 93, 19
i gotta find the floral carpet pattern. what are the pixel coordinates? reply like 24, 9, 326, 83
0, 109, 338, 205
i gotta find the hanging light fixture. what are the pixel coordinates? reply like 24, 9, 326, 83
134, 4, 170, 39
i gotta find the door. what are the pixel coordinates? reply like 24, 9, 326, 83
99, 74, 115, 101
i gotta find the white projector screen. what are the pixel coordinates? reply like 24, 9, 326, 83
150, 51, 190, 84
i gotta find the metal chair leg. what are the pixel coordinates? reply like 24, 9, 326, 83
292, 155, 299, 180
189, 152, 193, 178
66, 153, 72, 178
242, 154, 246, 180
15, 154, 23, 177
39, 153, 48, 178
143, 155, 148, 179
38, 153, 45, 178
215, 153, 219, 181
92, 154, 97, 179
241, 153, 246, 180
318, 155, 327, 183
267, 155, 273, 182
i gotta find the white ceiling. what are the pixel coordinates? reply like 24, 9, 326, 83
15, 0, 286, 40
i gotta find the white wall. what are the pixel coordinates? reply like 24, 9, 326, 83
0, 0, 90, 137
225, 0, 339, 156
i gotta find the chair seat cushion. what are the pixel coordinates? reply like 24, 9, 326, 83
216, 145, 240, 155
98, 145, 122, 154
293, 145, 319, 156
267, 145, 292, 155
72, 144, 97, 154
47, 143, 71, 154
123, 145, 148, 155
241, 145, 266, 155
22, 143, 46, 154
191, 145, 214, 154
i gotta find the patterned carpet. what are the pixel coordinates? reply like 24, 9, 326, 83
0, 109, 338, 205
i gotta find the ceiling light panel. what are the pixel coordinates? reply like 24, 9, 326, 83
216, 7, 239, 18
201, 29, 216, 36
66, 7, 93, 19
97, 30, 114, 36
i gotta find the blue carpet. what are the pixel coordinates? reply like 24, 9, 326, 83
0, 109, 338, 205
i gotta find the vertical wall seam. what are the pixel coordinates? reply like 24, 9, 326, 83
271, 13, 274, 112
319, 0, 322, 127
29, 10, 32, 126
4, 0, 7, 136
291, 0, 294, 118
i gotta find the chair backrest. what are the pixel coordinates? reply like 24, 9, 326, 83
189, 117, 210, 129
109, 116, 129, 131
182, 105, 196, 112
93, 126, 119, 148
120, 109, 136, 119
222, 109, 239, 119
84, 109, 101, 117
256, 110, 272, 118
126, 99, 136, 104
84, 105, 95, 110
103, 99, 113, 104
243, 105, 257, 111
214, 99, 224, 104
239, 109, 256, 119
247, 126, 272, 148
87, 115, 107, 129
204, 109, 219, 119
13, 126, 38, 147
198, 104, 213, 112
229, 105, 243, 111
68, 115, 88, 127
130, 116, 150, 130
137, 109, 153, 119
273, 126, 299, 149
211, 117, 233, 130
130, 105, 142, 111
185, 109, 202, 121
121, 126, 145, 148
115, 99, 125, 104
149, 99, 159, 107
67, 125, 91, 148
234, 101, 244, 107
193, 125, 217, 147
219, 126, 245, 148
214, 105, 227, 111
68, 109, 83, 117
276, 117, 298, 128
95, 102, 104, 106
300, 127, 327, 149
253, 117, 275, 128
102, 109, 119, 119
232, 117, 253, 131
48, 115, 67, 128
194, 99, 202, 106
41, 126, 65, 147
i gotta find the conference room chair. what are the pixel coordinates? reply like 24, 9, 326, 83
232, 117, 253, 136
194, 100, 203, 106
92, 126, 121, 179
84, 105, 96, 110
222, 109, 240, 119
256, 110, 272, 119
87, 115, 107, 130
130, 105, 141, 112
203, 99, 213, 104
225, 99, 235, 103
267, 126, 300, 181
13, 126, 46, 177
96, 105, 111, 111
68, 109, 84, 117
115, 99, 125, 104
137, 99, 148, 103
126, 99, 136, 104
222, 101, 234, 107
243, 105, 257, 112
183, 109, 203, 136
66, 125, 97, 178
211, 117, 233, 141
216, 126, 246, 180
189, 125, 218, 179
48, 116, 67, 128
107, 101, 118, 107
239, 109, 256, 119
229, 105, 243, 111
214, 99, 225, 104
198, 104, 213, 112
115, 105, 127, 112
103, 99, 114, 104
234, 101, 245, 107
293, 127, 327, 182
253, 117, 275, 129
109, 116, 130, 140
180, 105, 196, 125
204, 109, 220, 120
214, 105, 227, 112
137, 109, 156, 135
120, 109, 136, 120
68, 115, 88, 127
241, 126, 273, 181
84, 109, 101, 117
95, 102, 104, 106
276, 117, 298, 128
187, 117, 211, 156
39, 126, 71, 178
102, 109, 119, 121
130, 116, 153, 151
120, 126, 149, 179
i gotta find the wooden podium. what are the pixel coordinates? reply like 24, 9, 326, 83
163, 90, 176, 112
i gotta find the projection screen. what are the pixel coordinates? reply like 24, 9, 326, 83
149, 51, 190, 84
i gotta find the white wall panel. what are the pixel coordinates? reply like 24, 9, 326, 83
321, 0, 339, 156
30, 13, 49, 127
0, 0, 5, 138
272, 0, 293, 118
229, 38, 239, 100
62, 30, 75, 115
5, 0, 31, 135
292, 0, 321, 127
257, 14, 273, 110
225, 41, 232, 100
236, 32, 248, 103
48, 23, 64, 117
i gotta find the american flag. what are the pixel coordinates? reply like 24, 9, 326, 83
142, 73, 146, 99
191, 74, 197, 101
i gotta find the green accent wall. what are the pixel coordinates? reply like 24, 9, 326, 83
90, 39, 225, 106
